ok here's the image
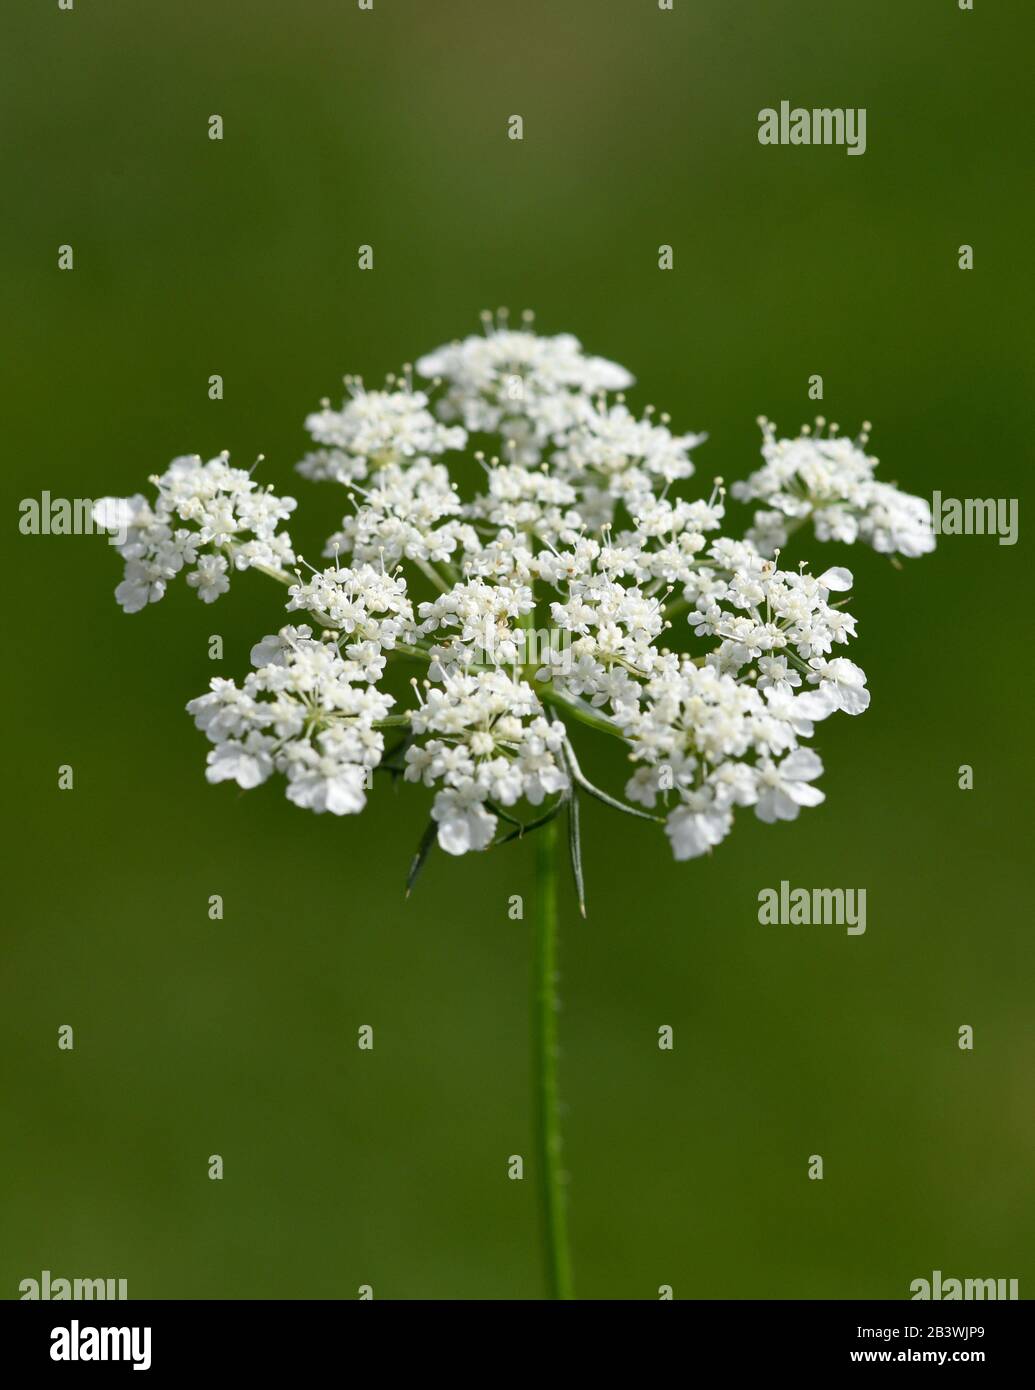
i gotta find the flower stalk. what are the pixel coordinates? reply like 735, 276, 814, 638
532, 817, 574, 1300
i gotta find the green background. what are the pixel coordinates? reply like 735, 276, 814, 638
3, 0, 1032, 1299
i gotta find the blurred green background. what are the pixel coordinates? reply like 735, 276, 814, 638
3, 0, 1033, 1300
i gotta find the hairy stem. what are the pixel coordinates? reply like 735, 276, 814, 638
532, 818, 575, 1299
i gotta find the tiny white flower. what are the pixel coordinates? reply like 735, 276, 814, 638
755, 749, 825, 823
205, 739, 274, 790
807, 657, 871, 715
187, 553, 231, 603
432, 784, 497, 855
665, 793, 732, 860
285, 755, 368, 816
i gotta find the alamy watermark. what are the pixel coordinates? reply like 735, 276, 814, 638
758, 881, 866, 936
758, 101, 867, 156
50, 1320, 151, 1372
18, 493, 130, 545
20, 1269, 128, 1300
930, 492, 1018, 545
473, 618, 573, 673
910, 1269, 1019, 1301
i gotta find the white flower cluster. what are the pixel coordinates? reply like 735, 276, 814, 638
405, 670, 569, 854
732, 418, 935, 558
285, 563, 415, 679
616, 554, 870, 861
94, 454, 297, 613
186, 626, 394, 815
416, 309, 633, 459
297, 378, 466, 486
99, 317, 933, 875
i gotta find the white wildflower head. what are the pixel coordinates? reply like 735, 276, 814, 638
732, 418, 935, 559
100, 316, 933, 893
298, 372, 467, 486
416, 308, 633, 459
94, 454, 297, 613
187, 626, 393, 816
404, 669, 569, 853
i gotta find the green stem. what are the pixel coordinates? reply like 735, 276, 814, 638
532, 818, 574, 1299
247, 561, 291, 585
392, 642, 433, 662
412, 556, 452, 594
537, 685, 626, 742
